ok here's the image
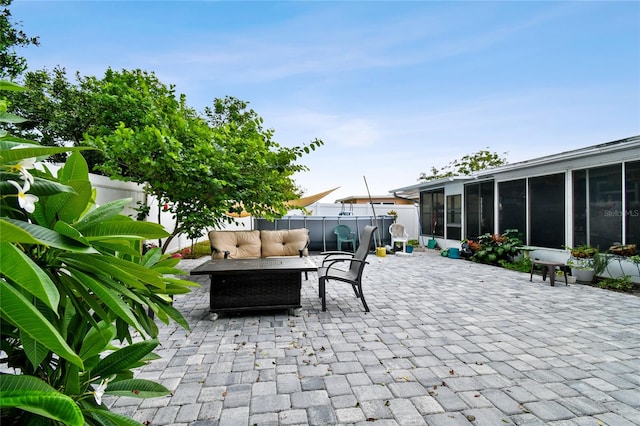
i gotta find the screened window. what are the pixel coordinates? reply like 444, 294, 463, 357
446, 194, 462, 240
530, 173, 565, 248
465, 181, 494, 238
573, 170, 588, 246
498, 179, 526, 235
625, 161, 640, 247
589, 165, 622, 249
420, 190, 444, 237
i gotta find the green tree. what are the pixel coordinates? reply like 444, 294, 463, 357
418, 149, 507, 181
2, 68, 323, 250
0, 0, 39, 79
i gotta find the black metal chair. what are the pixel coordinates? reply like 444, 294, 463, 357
318, 225, 377, 312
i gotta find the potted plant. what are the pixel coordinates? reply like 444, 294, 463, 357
566, 245, 599, 283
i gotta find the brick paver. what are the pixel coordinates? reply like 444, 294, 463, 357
106, 250, 640, 425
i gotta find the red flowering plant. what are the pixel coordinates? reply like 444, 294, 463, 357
471, 229, 523, 265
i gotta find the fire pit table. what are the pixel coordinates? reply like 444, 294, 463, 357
190, 257, 317, 319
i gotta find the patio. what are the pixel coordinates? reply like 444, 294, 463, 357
108, 250, 640, 425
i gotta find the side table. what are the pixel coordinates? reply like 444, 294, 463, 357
530, 260, 569, 286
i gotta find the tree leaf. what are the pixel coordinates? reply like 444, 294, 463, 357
1, 217, 97, 252
0, 218, 40, 244
70, 269, 145, 335
0, 282, 83, 368
0, 243, 59, 310
105, 379, 170, 398
92, 340, 159, 378
0, 375, 83, 426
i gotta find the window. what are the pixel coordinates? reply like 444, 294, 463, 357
446, 194, 462, 240
529, 173, 565, 248
465, 181, 494, 238
420, 190, 444, 237
626, 161, 640, 247
498, 179, 526, 235
573, 170, 587, 246
573, 165, 626, 249
589, 165, 622, 249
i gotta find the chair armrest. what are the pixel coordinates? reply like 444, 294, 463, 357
323, 258, 368, 274
321, 251, 355, 266
299, 238, 310, 257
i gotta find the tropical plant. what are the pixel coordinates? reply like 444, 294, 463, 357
470, 229, 523, 265
0, 80, 196, 425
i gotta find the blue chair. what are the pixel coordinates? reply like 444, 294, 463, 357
334, 224, 357, 251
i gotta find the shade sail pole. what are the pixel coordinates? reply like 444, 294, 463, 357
363, 176, 383, 247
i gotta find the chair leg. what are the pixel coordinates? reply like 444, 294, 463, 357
357, 282, 369, 312
319, 277, 327, 311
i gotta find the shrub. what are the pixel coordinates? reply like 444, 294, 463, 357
471, 229, 523, 265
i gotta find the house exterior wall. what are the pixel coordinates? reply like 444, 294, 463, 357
391, 136, 640, 276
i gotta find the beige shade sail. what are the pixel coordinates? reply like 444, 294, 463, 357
225, 187, 339, 217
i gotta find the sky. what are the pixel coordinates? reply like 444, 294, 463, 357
10, 0, 640, 203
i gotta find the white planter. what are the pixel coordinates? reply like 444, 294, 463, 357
571, 268, 594, 283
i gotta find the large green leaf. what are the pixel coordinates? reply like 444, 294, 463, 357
81, 218, 169, 240
74, 199, 131, 232
59, 151, 89, 182
92, 340, 159, 379
61, 253, 158, 290
83, 407, 142, 426
0, 282, 83, 368
0, 374, 83, 426
54, 220, 90, 246
0, 218, 40, 244
105, 379, 170, 398
0, 111, 28, 124
0, 146, 91, 163
0, 81, 26, 92
70, 270, 145, 335
1, 217, 96, 252
29, 177, 77, 196
79, 321, 117, 361
0, 243, 59, 310
47, 180, 93, 223
20, 331, 49, 372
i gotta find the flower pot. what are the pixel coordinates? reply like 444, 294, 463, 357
448, 247, 460, 259
567, 275, 577, 284
427, 239, 437, 249
406, 245, 414, 253
571, 268, 594, 283
376, 247, 386, 257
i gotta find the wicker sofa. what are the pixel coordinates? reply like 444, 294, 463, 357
208, 228, 310, 259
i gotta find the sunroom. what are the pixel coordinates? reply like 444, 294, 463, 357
390, 136, 640, 271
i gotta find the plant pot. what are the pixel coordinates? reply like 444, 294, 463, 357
427, 239, 437, 249
406, 245, 414, 253
376, 247, 386, 257
448, 247, 460, 259
567, 275, 577, 284
571, 268, 594, 283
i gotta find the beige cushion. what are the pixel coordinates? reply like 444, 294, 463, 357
261, 229, 309, 257
208, 230, 261, 259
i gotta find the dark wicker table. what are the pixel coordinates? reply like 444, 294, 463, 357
190, 257, 317, 318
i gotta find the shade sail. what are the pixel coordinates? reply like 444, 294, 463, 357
225, 187, 339, 218
285, 187, 339, 208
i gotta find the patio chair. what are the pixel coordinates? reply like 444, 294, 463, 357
333, 224, 357, 251
318, 225, 377, 312
389, 223, 409, 252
